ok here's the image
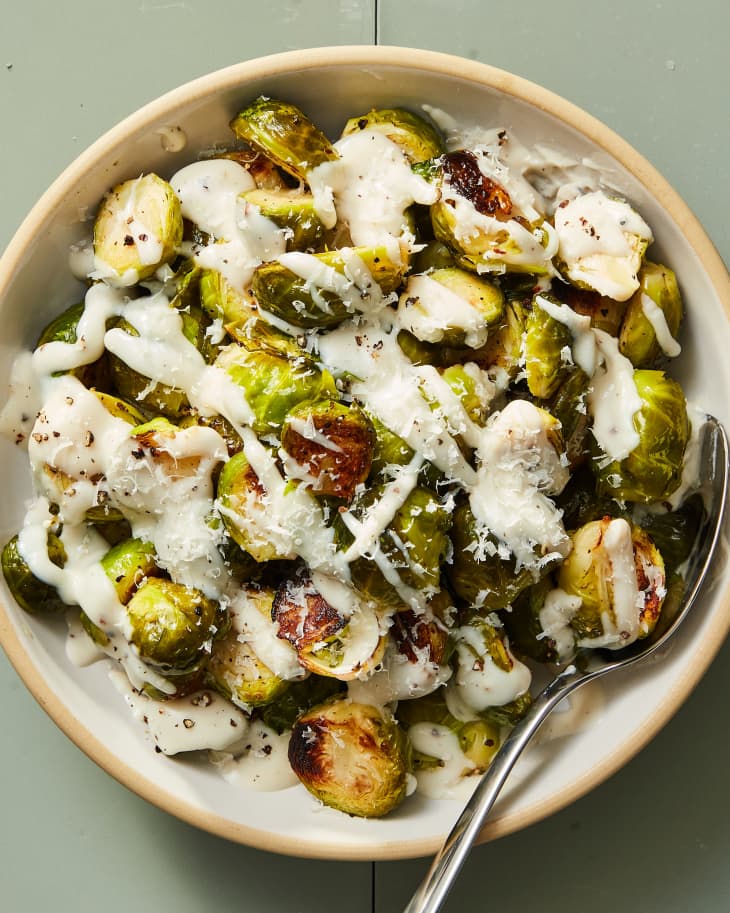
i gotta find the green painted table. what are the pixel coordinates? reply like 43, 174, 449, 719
1, 3, 728, 911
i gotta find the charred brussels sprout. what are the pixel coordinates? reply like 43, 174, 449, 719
241, 188, 326, 250
2, 533, 67, 615
619, 262, 683, 367
93, 173, 183, 285
341, 107, 445, 163
431, 150, 554, 275
272, 574, 386, 680
280, 399, 375, 500
288, 697, 411, 817
229, 97, 338, 182
397, 268, 504, 348
259, 674, 344, 734
594, 370, 690, 503
251, 245, 407, 329
524, 294, 573, 399
558, 517, 666, 647
125, 577, 222, 674
214, 342, 336, 436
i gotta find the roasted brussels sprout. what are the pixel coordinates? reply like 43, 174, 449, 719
208, 586, 295, 708
448, 502, 544, 610
272, 573, 386, 680
241, 187, 326, 250
559, 284, 628, 336
93, 173, 183, 285
280, 399, 375, 500
431, 150, 555, 275
593, 370, 690, 503
230, 97, 338, 182
1, 533, 67, 615
214, 342, 336, 436
550, 368, 591, 469
35, 301, 110, 389
288, 697, 411, 817
199, 268, 257, 326
502, 576, 564, 665
109, 305, 213, 418
524, 294, 573, 399
553, 191, 652, 301
619, 262, 683, 367
396, 268, 504, 348
411, 240, 457, 274
342, 486, 452, 608
470, 299, 528, 381
341, 107, 445, 163
558, 517, 666, 647
125, 577, 222, 674
259, 674, 345, 734
100, 537, 159, 603
251, 245, 407, 329
217, 451, 295, 563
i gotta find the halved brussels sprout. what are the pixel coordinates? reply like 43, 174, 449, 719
411, 240, 457, 274
280, 399, 375, 500
259, 674, 345, 735
199, 269, 257, 325
593, 369, 690, 503
217, 451, 295, 563
251, 245, 407, 329
214, 342, 336, 436
396, 268, 504, 348
431, 151, 555, 275
35, 301, 111, 390
93, 173, 183, 285
439, 363, 494, 426
469, 299, 528, 382
553, 191, 652, 301
524, 294, 573, 399
558, 517, 666, 648
229, 97, 338, 183
288, 697, 411, 817
559, 283, 628, 336
502, 576, 567, 665
341, 107, 445, 163
208, 587, 292, 708
272, 573, 386, 680
1, 533, 67, 615
619, 262, 683, 367
125, 576, 222, 674
240, 187, 326, 250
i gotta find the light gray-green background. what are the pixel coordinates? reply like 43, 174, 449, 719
1, 2, 728, 910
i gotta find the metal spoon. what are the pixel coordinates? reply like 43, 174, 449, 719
404, 416, 729, 913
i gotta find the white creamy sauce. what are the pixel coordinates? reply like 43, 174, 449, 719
666, 403, 705, 509
640, 293, 681, 357
588, 329, 642, 464
217, 720, 298, 791
111, 670, 248, 755
450, 624, 532, 712
65, 609, 106, 667
554, 190, 653, 301
397, 274, 490, 348
408, 723, 477, 799
308, 129, 438, 247
348, 638, 451, 705
538, 588, 582, 661
170, 158, 287, 290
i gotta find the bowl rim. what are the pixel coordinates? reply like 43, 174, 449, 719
0, 44, 728, 861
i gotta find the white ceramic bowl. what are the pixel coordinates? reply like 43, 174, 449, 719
1, 46, 728, 860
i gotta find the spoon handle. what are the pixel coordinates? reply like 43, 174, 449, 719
403, 666, 586, 913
